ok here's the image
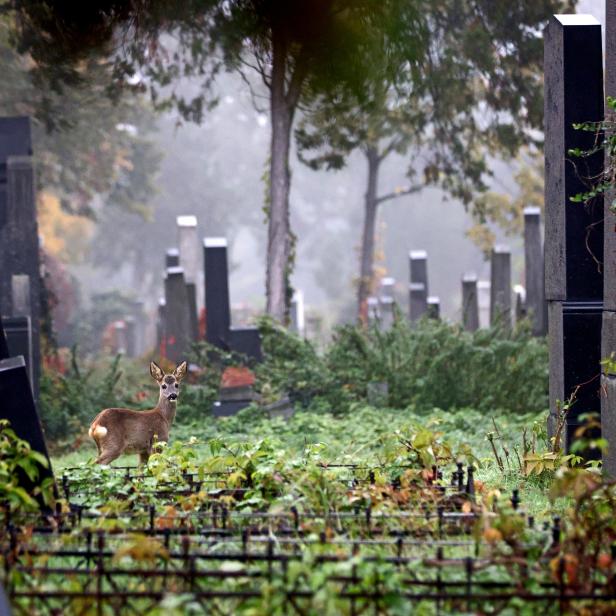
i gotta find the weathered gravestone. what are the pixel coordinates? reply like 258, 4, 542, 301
165, 248, 180, 268
461, 273, 479, 332
290, 290, 305, 336
490, 245, 512, 330
186, 282, 200, 343
124, 316, 136, 357
0, 118, 40, 401
603, 2, 616, 476
427, 296, 440, 320
367, 297, 379, 325
524, 207, 547, 335
177, 216, 202, 310
164, 267, 192, 364
379, 277, 396, 330
203, 238, 262, 416
544, 15, 604, 449
409, 250, 428, 321
514, 286, 527, 325
156, 297, 166, 356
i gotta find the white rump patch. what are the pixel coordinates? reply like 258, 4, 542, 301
89, 425, 108, 439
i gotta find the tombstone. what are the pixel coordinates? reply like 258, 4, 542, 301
367, 297, 379, 325
11, 274, 30, 317
290, 290, 305, 336
409, 283, 427, 322
124, 316, 136, 357
164, 267, 192, 364
604, 3, 616, 475
186, 282, 199, 342
461, 273, 479, 332
409, 250, 428, 321
0, 118, 40, 402
379, 296, 395, 330
3, 317, 33, 388
427, 296, 440, 320
203, 237, 262, 361
477, 280, 491, 328
177, 215, 202, 311
203, 237, 262, 416
165, 248, 180, 268
490, 245, 512, 330
544, 15, 604, 448
523, 207, 547, 335
514, 285, 527, 324
0, 355, 54, 507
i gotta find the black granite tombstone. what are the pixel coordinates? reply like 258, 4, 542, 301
544, 15, 604, 451
3, 316, 33, 389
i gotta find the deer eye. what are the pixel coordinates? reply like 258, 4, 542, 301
162, 384, 167, 389
174, 383, 179, 388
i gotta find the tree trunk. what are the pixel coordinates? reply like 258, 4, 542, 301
357, 147, 381, 322
266, 30, 295, 322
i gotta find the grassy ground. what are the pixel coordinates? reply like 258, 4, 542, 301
51, 402, 559, 518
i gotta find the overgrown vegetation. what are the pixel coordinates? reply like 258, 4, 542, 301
39, 318, 548, 451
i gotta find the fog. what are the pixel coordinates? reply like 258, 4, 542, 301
67, 0, 605, 345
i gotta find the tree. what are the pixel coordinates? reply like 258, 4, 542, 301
10, 0, 424, 322
296, 0, 576, 320
0, 14, 159, 220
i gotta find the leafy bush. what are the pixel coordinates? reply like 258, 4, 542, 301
39, 350, 145, 446
256, 315, 548, 415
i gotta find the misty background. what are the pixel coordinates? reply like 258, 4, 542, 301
61, 0, 605, 348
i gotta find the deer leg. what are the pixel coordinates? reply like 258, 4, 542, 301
138, 451, 150, 466
95, 446, 123, 465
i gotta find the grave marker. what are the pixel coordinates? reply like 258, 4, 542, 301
544, 15, 604, 447
523, 207, 547, 335
177, 215, 202, 311
290, 290, 305, 336
490, 245, 511, 330
0, 118, 40, 401
164, 267, 192, 363
3, 316, 33, 388
603, 2, 616, 475
367, 297, 379, 325
165, 248, 180, 268
427, 296, 440, 320
461, 273, 479, 332
409, 250, 428, 321
124, 316, 136, 357
11, 274, 30, 317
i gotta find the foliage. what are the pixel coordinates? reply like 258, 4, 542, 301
0, 14, 160, 220
39, 350, 138, 446
255, 315, 548, 416
0, 420, 54, 511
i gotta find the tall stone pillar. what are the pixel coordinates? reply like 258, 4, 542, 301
524, 207, 547, 335
164, 267, 192, 364
461, 273, 479, 332
177, 215, 202, 311
409, 250, 428, 321
490, 245, 512, 330
544, 15, 604, 448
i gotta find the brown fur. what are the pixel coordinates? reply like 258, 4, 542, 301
89, 361, 186, 465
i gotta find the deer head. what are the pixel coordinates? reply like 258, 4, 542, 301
150, 360, 187, 406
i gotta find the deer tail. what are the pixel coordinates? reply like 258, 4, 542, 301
89, 425, 108, 439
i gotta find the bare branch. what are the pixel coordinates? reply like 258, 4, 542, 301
376, 184, 423, 205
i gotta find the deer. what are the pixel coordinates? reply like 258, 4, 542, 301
88, 361, 187, 465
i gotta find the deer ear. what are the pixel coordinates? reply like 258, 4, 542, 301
150, 361, 164, 382
173, 361, 188, 382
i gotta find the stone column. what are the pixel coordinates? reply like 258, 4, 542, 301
124, 316, 136, 357
461, 273, 479, 332
177, 215, 202, 311
490, 245, 512, 330
164, 267, 192, 363
113, 321, 127, 355
409, 250, 428, 321
11, 274, 31, 317
603, 3, 616, 475
514, 286, 527, 325
186, 282, 199, 342
477, 281, 491, 328
379, 277, 396, 330
290, 290, 305, 336
427, 296, 440, 320
524, 207, 547, 335
367, 297, 379, 326
156, 297, 166, 357
203, 238, 231, 349
545, 15, 604, 448
165, 248, 180, 268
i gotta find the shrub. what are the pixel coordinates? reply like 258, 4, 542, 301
256, 315, 548, 415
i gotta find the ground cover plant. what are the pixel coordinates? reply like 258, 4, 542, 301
8, 318, 612, 614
